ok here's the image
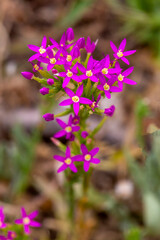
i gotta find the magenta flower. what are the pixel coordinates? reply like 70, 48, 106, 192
40, 87, 49, 95
31, 61, 43, 72
38, 48, 63, 71
49, 32, 74, 51
54, 115, 80, 140
15, 207, 40, 235
78, 56, 99, 82
80, 144, 100, 172
21, 72, 33, 80
0, 236, 6, 240
28, 36, 48, 62
97, 55, 119, 78
110, 39, 136, 65
62, 45, 80, 66
54, 146, 82, 173
7, 231, 16, 240
57, 64, 80, 88
85, 37, 98, 53
43, 113, 54, 121
116, 66, 137, 88
0, 208, 6, 229
59, 85, 92, 115
104, 105, 115, 117
72, 115, 80, 125
97, 75, 121, 99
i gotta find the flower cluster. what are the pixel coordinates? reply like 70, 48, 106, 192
0, 207, 40, 239
22, 28, 136, 173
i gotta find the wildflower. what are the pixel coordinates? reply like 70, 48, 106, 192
76, 37, 85, 49
54, 115, 80, 140
7, 231, 17, 240
97, 75, 121, 99
54, 146, 82, 173
21, 72, 33, 80
38, 48, 63, 71
80, 144, 100, 172
116, 66, 136, 88
40, 87, 49, 95
49, 32, 74, 51
43, 113, 54, 121
47, 78, 54, 85
66, 27, 74, 42
78, 56, 99, 82
0, 208, 6, 229
85, 37, 98, 53
59, 85, 92, 115
104, 105, 115, 117
57, 64, 80, 88
15, 207, 41, 235
110, 39, 136, 65
28, 36, 48, 62
97, 55, 119, 78
62, 46, 80, 66
81, 131, 88, 138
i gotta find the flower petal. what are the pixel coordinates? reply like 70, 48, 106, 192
41, 36, 47, 48
69, 163, 77, 173
81, 144, 88, 155
84, 161, 90, 172
73, 103, 80, 115
28, 211, 38, 219
57, 164, 68, 173
28, 44, 39, 52
64, 88, 75, 97
124, 78, 137, 85
56, 118, 67, 128
72, 155, 83, 161
30, 220, 41, 227
76, 84, 83, 96
90, 147, 99, 156
110, 41, 117, 53
66, 146, 71, 157
24, 225, 30, 235
72, 126, 80, 132
79, 97, 92, 104
121, 57, 129, 65
124, 50, 136, 56
54, 130, 66, 138
59, 99, 73, 106
21, 208, 27, 218
54, 155, 65, 162
123, 66, 134, 77
91, 158, 100, 164
28, 53, 40, 62
119, 38, 126, 51
62, 77, 71, 88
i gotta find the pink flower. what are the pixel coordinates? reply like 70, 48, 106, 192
104, 105, 115, 117
110, 39, 136, 65
0, 207, 6, 229
54, 146, 82, 173
80, 144, 100, 172
59, 85, 92, 115
15, 208, 41, 235
115, 66, 137, 88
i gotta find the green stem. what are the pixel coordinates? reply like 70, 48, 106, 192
90, 116, 107, 137
54, 108, 71, 118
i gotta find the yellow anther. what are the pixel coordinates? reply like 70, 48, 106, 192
91, 102, 96, 108
117, 50, 123, 58
72, 96, 79, 103
65, 126, 72, 133
67, 70, 73, 77
65, 158, 72, 165
84, 154, 91, 161
118, 74, 124, 81
39, 47, 46, 54
50, 58, 56, 64
103, 83, 110, 91
102, 68, 108, 75
86, 70, 93, 77
34, 64, 39, 71
67, 55, 72, 62
23, 217, 30, 225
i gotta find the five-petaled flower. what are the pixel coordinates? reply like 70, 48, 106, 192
54, 115, 80, 140
54, 146, 82, 173
110, 39, 136, 65
15, 207, 41, 235
28, 36, 48, 62
80, 144, 100, 172
116, 66, 137, 89
59, 85, 92, 115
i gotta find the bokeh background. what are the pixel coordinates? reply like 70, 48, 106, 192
1, 0, 160, 239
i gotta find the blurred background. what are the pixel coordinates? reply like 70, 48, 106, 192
1, 0, 160, 239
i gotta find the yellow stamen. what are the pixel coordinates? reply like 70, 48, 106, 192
65, 126, 72, 133
117, 50, 123, 58
50, 58, 56, 64
67, 55, 72, 62
102, 68, 108, 75
67, 70, 73, 77
86, 70, 93, 77
65, 158, 72, 165
23, 217, 30, 225
34, 64, 39, 71
84, 154, 91, 161
91, 102, 96, 108
118, 74, 124, 81
39, 47, 46, 54
103, 83, 110, 91
72, 96, 79, 103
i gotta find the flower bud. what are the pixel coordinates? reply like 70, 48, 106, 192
104, 105, 115, 117
52, 69, 58, 74
40, 87, 49, 95
66, 28, 74, 42
21, 71, 33, 80
43, 113, 54, 121
47, 78, 54, 85
81, 131, 88, 139
72, 46, 80, 58
77, 37, 85, 49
